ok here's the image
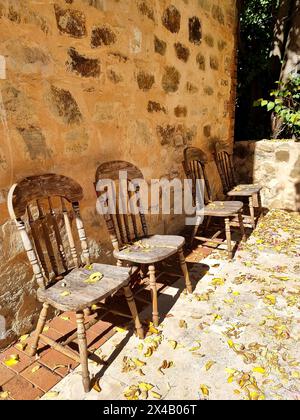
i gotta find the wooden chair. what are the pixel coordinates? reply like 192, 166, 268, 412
7, 174, 144, 393
183, 147, 246, 259
214, 149, 263, 228
95, 161, 193, 327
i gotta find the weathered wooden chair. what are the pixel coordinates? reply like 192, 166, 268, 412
95, 161, 193, 327
183, 147, 246, 259
214, 148, 263, 228
7, 174, 144, 393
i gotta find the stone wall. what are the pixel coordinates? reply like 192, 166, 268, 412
234, 140, 300, 212
0, 0, 238, 348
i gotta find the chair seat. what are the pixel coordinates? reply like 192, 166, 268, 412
114, 235, 185, 264
203, 201, 243, 217
37, 264, 136, 312
227, 184, 262, 197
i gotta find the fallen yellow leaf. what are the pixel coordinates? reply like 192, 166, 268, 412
225, 368, 237, 375
44, 391, 60, 398
227, 340, 235, 348
19, 334, 29, 342
144, 347, 153, 358
60, 291, 71, 297
150, 391, 162, 399
200, 384, 210, 397
0, 391, 10, 399
148, 325, 160, 335
139, 383, 154, 392
205, 361, 216, 371
179, 320, 187, 329
189, 345, 201, 352
211, 278, 225, 286
168, 340, 177, 350
132, 358, 146, 367
252, 366, 266, 375
4, 354, 20, 367
115, 327, 127, 333
31, 365, 41, 374
93, 380, 102, 393
264, 295, 276, 305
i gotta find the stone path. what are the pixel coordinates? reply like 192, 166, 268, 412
42, 210, 300, 401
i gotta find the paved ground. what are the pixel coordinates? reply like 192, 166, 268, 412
39, 209, 300, 401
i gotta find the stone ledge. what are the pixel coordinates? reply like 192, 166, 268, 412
234, 140, 300, 211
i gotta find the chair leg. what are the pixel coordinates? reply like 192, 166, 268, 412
190, 215, 202, 245
123, 284, 144, 339
178, 247, 193, 294
225, 218, 233, 260
149, 265, 159, 327
257, 191, 263, 218
29, 303, 49, 357
238, 211, 246, 242
249, 195, 255, 229
204, 216, 212, 231
76, 311, 90, 393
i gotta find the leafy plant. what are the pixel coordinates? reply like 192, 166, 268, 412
236, 0, 280, 140
254, 75, 300, 139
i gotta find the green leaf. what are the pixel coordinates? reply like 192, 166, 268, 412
267, 102, 275, 111
274, 105, 281, 113
261, 100, 268, 107
253, 100, 261, 107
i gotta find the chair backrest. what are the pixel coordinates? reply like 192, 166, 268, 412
7, 174, 90, 289
214, 150, 236, 193
95, 161, 148, 251
183, 147, 212, 205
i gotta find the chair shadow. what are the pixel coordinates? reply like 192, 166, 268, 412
92, 329, 133, 387
156, 261, 210, 324
89, 261, 209, 385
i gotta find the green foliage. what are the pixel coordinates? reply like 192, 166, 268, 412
239, 0, 280, 86
254, 75, 300, 139
236, 0, 280, 140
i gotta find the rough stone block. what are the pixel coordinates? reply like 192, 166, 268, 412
162, 66, 180, 93
67, 48, 100, 77
48, 85, 82, 125
154, 36, 167, 55
189, 16, 202, 44
212, 5, 225, 25
137, 71, 155, 91
91, 26, 116, 48
174, 43, 190, 62
147, 101, 167, 114
162, 5, 181, 33
137, 0, 155, 22
196, 53, 205, 70
54, 5, 87, 38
